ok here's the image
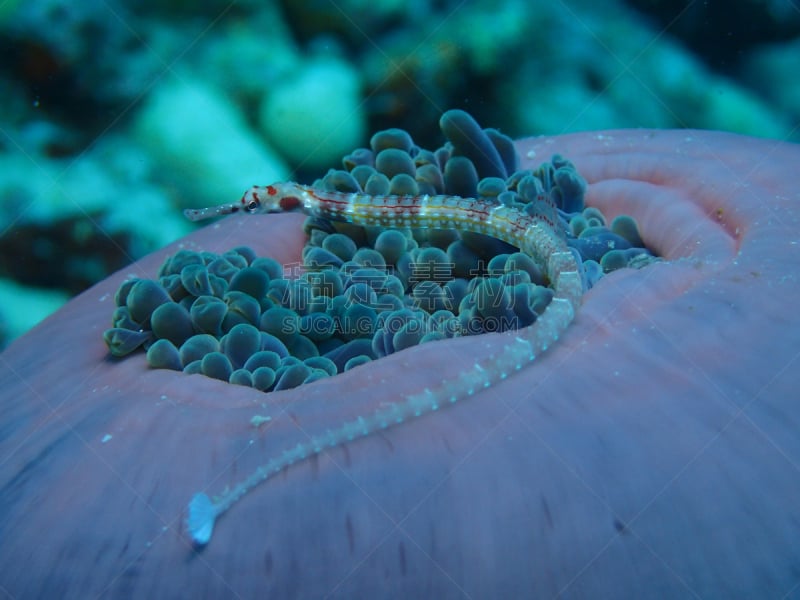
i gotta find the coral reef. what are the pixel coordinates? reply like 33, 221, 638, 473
132, 79, 289, 210
1, 0, 798, 346
257, 56, 365, 169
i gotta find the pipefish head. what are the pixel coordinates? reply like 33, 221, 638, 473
183, 183, 303, 222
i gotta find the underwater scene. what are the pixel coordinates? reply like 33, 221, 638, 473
0, 0, 798, 343
0, 0, 799, 598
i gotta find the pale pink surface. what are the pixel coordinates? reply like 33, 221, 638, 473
0, 129, 798, 598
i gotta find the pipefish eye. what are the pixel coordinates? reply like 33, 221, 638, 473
245, 198, 260, 212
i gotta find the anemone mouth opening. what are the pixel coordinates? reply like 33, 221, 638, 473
584, 179, 738, 267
